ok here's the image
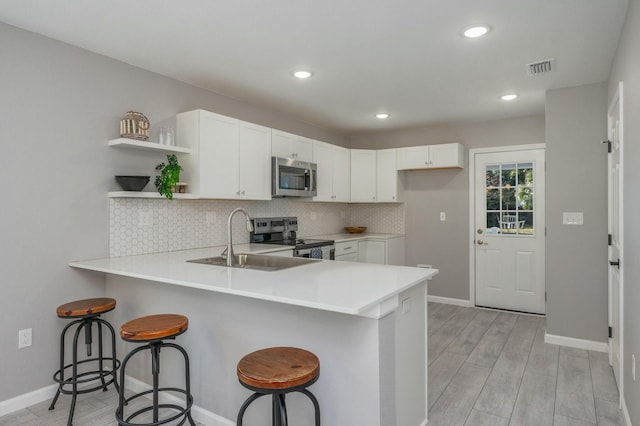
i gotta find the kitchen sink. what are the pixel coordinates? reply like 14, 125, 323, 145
187, 253, 318, 271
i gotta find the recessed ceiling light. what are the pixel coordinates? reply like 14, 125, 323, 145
462, 24, 491, 38
500, 94, 519, 101
292, 70, 313, 79
375, 113, 390, 119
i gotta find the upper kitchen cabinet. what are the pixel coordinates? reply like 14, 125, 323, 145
312, 141, 350, 202
271, 130, 313, 162
376, 148, 403, 202
397, 142, 464, 170
350, 149, 377, 202
351, 149, 403, 203
177, 110, 271, 200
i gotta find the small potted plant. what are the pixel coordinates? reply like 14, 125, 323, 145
154, 154, 183, 200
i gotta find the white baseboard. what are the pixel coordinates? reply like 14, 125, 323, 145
0, 376, 234, 426
544, 333, 608, 353
621, 395, 632, 426
427, 295, 472, 307
0, 384, 57, 417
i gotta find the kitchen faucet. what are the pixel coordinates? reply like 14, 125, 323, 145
225, 208, 254, 267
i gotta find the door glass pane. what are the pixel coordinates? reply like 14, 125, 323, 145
484, 162, 535, 236
486, 165, 500, 187
501, 164, 516, 187
487, 188, 500, 210
502, 188, 516, 210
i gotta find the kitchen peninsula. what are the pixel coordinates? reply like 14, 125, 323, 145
70, 246, 437, 426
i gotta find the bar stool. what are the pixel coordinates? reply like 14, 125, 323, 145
116, 314, 195, 426
49, 297, 120, 426
237, 347, 321, 426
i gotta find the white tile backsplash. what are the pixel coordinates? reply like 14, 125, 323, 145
110, 199, 404, 257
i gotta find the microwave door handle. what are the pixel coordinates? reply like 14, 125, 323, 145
305, 169, 311, 190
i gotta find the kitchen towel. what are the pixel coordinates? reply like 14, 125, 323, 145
310, 247, 323, 259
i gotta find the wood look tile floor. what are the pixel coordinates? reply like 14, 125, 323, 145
427, 302, 624, 426
0, 303, 624, 425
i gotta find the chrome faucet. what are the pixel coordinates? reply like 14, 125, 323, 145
226, 208, 254, 267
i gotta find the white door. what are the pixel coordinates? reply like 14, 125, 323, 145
474, 149, 546, 314
607, 82, 623, 389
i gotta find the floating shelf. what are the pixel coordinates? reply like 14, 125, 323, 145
109, 191, 197, 199
108, 138, 192, 154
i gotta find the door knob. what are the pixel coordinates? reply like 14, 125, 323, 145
477, 239, 488, 245
609, 259, 620, 267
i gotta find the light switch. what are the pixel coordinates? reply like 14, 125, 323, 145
440, 212, 446, 221
562, 212, 583, 225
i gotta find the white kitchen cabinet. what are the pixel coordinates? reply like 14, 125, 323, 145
335, 241, 358, 261
177, 110, 271, 200
397, 143, 464, 170
313, 141, 350, 202
376, 148, 403, 202
358, 240, 386, 264
350, 149, 377, 202
357, 237, 405, 265
272, 129, 313, 162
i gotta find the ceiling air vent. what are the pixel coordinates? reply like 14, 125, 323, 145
526, 58, 556, 75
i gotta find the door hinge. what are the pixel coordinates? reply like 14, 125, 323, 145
602, 139, 612, 153
608, 234, 612, 246
609, 326, 613, 339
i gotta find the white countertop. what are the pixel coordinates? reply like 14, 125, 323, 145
69, 244, 436, 318
311, 232, 404, 243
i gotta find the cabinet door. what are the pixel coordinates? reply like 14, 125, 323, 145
429, 143, 463, 168
357, 240, 387, 264
332, 146, 351, 202
376, 148, 398, 202
272, 130, 313, 162
312, 140, 334, 201
336, 252, 358, 262
350, 149, 377, 202
239, 121, 272, 200
397, 146, 429, 170
199, 113, 240, 198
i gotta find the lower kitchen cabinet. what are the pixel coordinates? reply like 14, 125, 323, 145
335, 241, 358, 261
357, 237, 405, 265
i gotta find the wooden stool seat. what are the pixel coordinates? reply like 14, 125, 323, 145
56, 297, 116, 318
120, 314, 188, 341
237, 347, 320, 390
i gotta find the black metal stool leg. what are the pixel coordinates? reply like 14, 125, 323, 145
66, 321, 85, 426
237, 393, 264, 426
299, 389, 321, 426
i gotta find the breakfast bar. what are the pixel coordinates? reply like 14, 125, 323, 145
70, 247, 437, 426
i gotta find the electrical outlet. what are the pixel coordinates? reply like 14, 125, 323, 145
440, 212, 446, 221
633, 354, 636, 381
402, 298, 411, 314
18, 328, 32, 349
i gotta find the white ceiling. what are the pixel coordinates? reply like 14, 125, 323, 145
0, 0, 629, 135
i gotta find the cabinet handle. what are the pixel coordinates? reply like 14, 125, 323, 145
344, 246, 353, 250
241, 190, 245, 195
236, 190, 240, 195
424, 161, 428, 165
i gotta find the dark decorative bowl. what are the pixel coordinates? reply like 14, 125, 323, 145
115, 175, 150, 191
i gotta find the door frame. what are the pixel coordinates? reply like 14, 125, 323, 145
607, 81, 624, 400
468, 143, 546, 308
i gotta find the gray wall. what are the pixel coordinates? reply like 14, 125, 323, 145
544, 83, 608, 343
0, 22, 345, 402
608, 0, 640, 421
350, 116, 545, 300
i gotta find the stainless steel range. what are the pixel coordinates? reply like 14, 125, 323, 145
250, 217, 335, 260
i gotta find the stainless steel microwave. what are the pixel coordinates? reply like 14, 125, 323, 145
272, 157, 317, 197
